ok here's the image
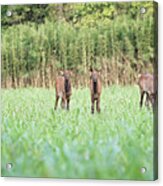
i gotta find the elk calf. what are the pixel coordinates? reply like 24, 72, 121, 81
138, 73, 157, 108
54, 70, 72, 110
90, 69, 102, 114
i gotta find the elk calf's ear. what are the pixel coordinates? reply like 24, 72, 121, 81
89, 67, 93, 78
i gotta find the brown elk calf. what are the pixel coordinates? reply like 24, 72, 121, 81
54, 70, 72, 110
90, 69, 102, 114
138, 73, 157, 108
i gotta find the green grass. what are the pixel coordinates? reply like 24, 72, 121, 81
1, 86, 154, 180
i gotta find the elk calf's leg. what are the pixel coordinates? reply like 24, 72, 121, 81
145, 93, 150, 108
54, 96, 59, 110
91, 97, 95, 114
140, 91, 145, 108
67, 97, 70, 110
96, 98, 101, 113
61, 96, 66, 109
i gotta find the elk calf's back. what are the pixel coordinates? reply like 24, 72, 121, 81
138, 74, 154, 94
55, 76, 65, 98
138, 73, 157, 108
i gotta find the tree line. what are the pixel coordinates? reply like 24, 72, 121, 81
1, 2, 157, 88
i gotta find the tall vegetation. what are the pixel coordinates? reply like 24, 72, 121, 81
2, 87, 154, 179
1, 2, 157, 88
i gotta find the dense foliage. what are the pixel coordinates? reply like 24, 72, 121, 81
1, 2, 157, 88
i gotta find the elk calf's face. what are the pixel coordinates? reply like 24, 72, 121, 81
91, 71, 98, 83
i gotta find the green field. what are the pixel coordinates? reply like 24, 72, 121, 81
1, 86, 154, 180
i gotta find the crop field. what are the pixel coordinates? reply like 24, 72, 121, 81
1, 86, 154, 180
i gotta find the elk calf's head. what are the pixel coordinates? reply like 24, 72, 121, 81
90, 71, 98, 94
